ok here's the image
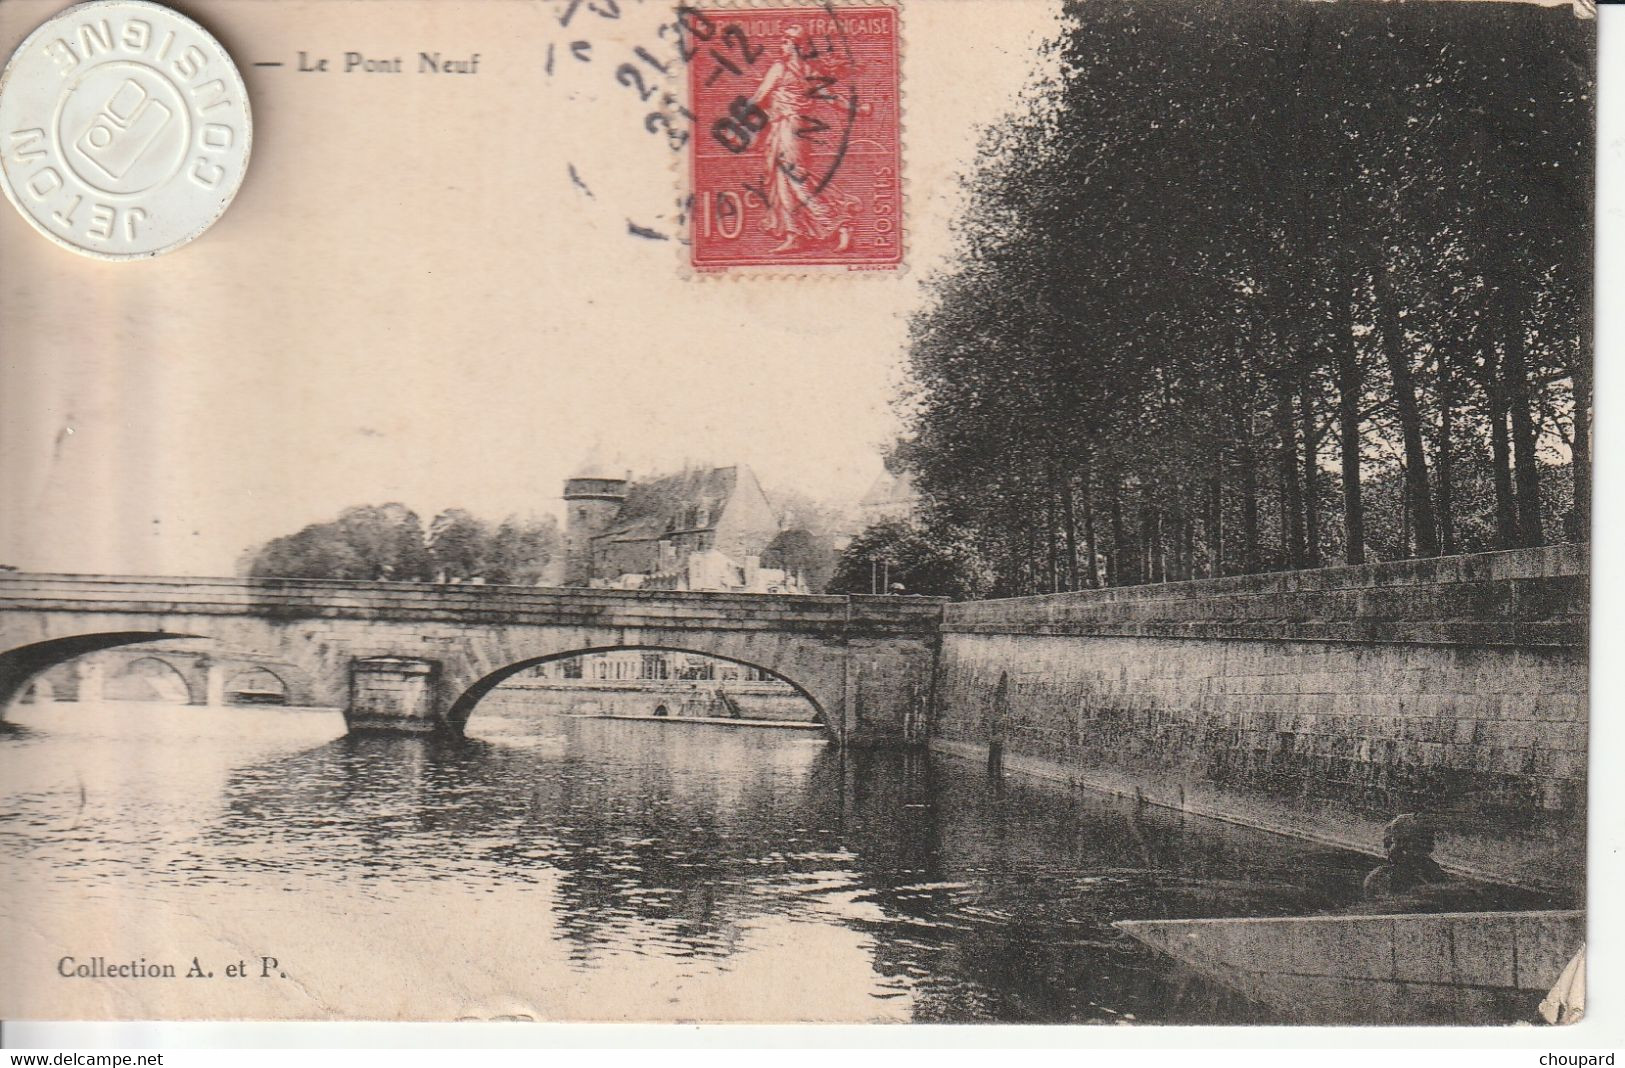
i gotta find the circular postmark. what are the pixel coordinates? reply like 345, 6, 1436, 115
0, 0, 251, 259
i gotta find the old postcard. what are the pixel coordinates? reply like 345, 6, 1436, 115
0, 0, 1594, 1026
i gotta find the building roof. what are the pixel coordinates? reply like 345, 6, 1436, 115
858, 470, 917, 509
592, 465, 742, 543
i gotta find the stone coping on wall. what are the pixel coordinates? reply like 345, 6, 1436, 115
940, 619, 1582, 647
942, 545, 1587, 648
950, 544, 1586, 610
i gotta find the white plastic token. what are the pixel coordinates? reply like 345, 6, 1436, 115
0, 0, 251, 259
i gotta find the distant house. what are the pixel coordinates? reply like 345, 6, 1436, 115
856, 469, 919, 527
561, 461, 806, 593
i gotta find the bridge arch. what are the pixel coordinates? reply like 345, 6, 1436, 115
224, 667, 290, 705
445, 645, 831, 735
0, 630, 327, 712
0, 631, 201, 709
107, 656, 195, 703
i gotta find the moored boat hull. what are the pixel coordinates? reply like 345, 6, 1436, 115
1116, 909, 1584, 1025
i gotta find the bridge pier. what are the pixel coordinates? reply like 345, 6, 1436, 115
346, 657, 445, 734
203, 662, 227, 708
79, 659, 105, 703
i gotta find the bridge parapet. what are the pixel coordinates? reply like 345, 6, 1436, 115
0, 574, 944, 637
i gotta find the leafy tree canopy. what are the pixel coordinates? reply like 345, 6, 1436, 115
245, 505, 560, 584
827, 520, 986, 600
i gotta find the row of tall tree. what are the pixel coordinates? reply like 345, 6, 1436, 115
242, 504, 561, 584
901, 0, 1592, 597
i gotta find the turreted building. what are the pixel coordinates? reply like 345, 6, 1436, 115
561, 461, 805, 593
561, 459, 630, 587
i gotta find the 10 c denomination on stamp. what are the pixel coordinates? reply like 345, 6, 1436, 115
685, 3, 901, 273
0, 0, 252, 260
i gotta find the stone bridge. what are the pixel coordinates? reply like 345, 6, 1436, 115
0, 573, 943, 745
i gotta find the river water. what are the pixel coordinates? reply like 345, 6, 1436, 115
0, 698, 1547, 1024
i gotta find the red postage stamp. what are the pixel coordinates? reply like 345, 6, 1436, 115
684, 3, 902, 272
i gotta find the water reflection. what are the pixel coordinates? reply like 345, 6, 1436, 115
0, 701, 1562, 1023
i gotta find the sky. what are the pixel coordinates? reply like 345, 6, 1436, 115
0, 0, 1060, 576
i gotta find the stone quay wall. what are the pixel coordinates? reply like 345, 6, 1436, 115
930, 545, 1588, 893
485, 679, 818, 722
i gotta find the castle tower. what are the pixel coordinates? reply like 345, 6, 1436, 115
562, 457, 628, 586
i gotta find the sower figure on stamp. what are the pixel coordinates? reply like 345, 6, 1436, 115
747, 25, 863, 254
